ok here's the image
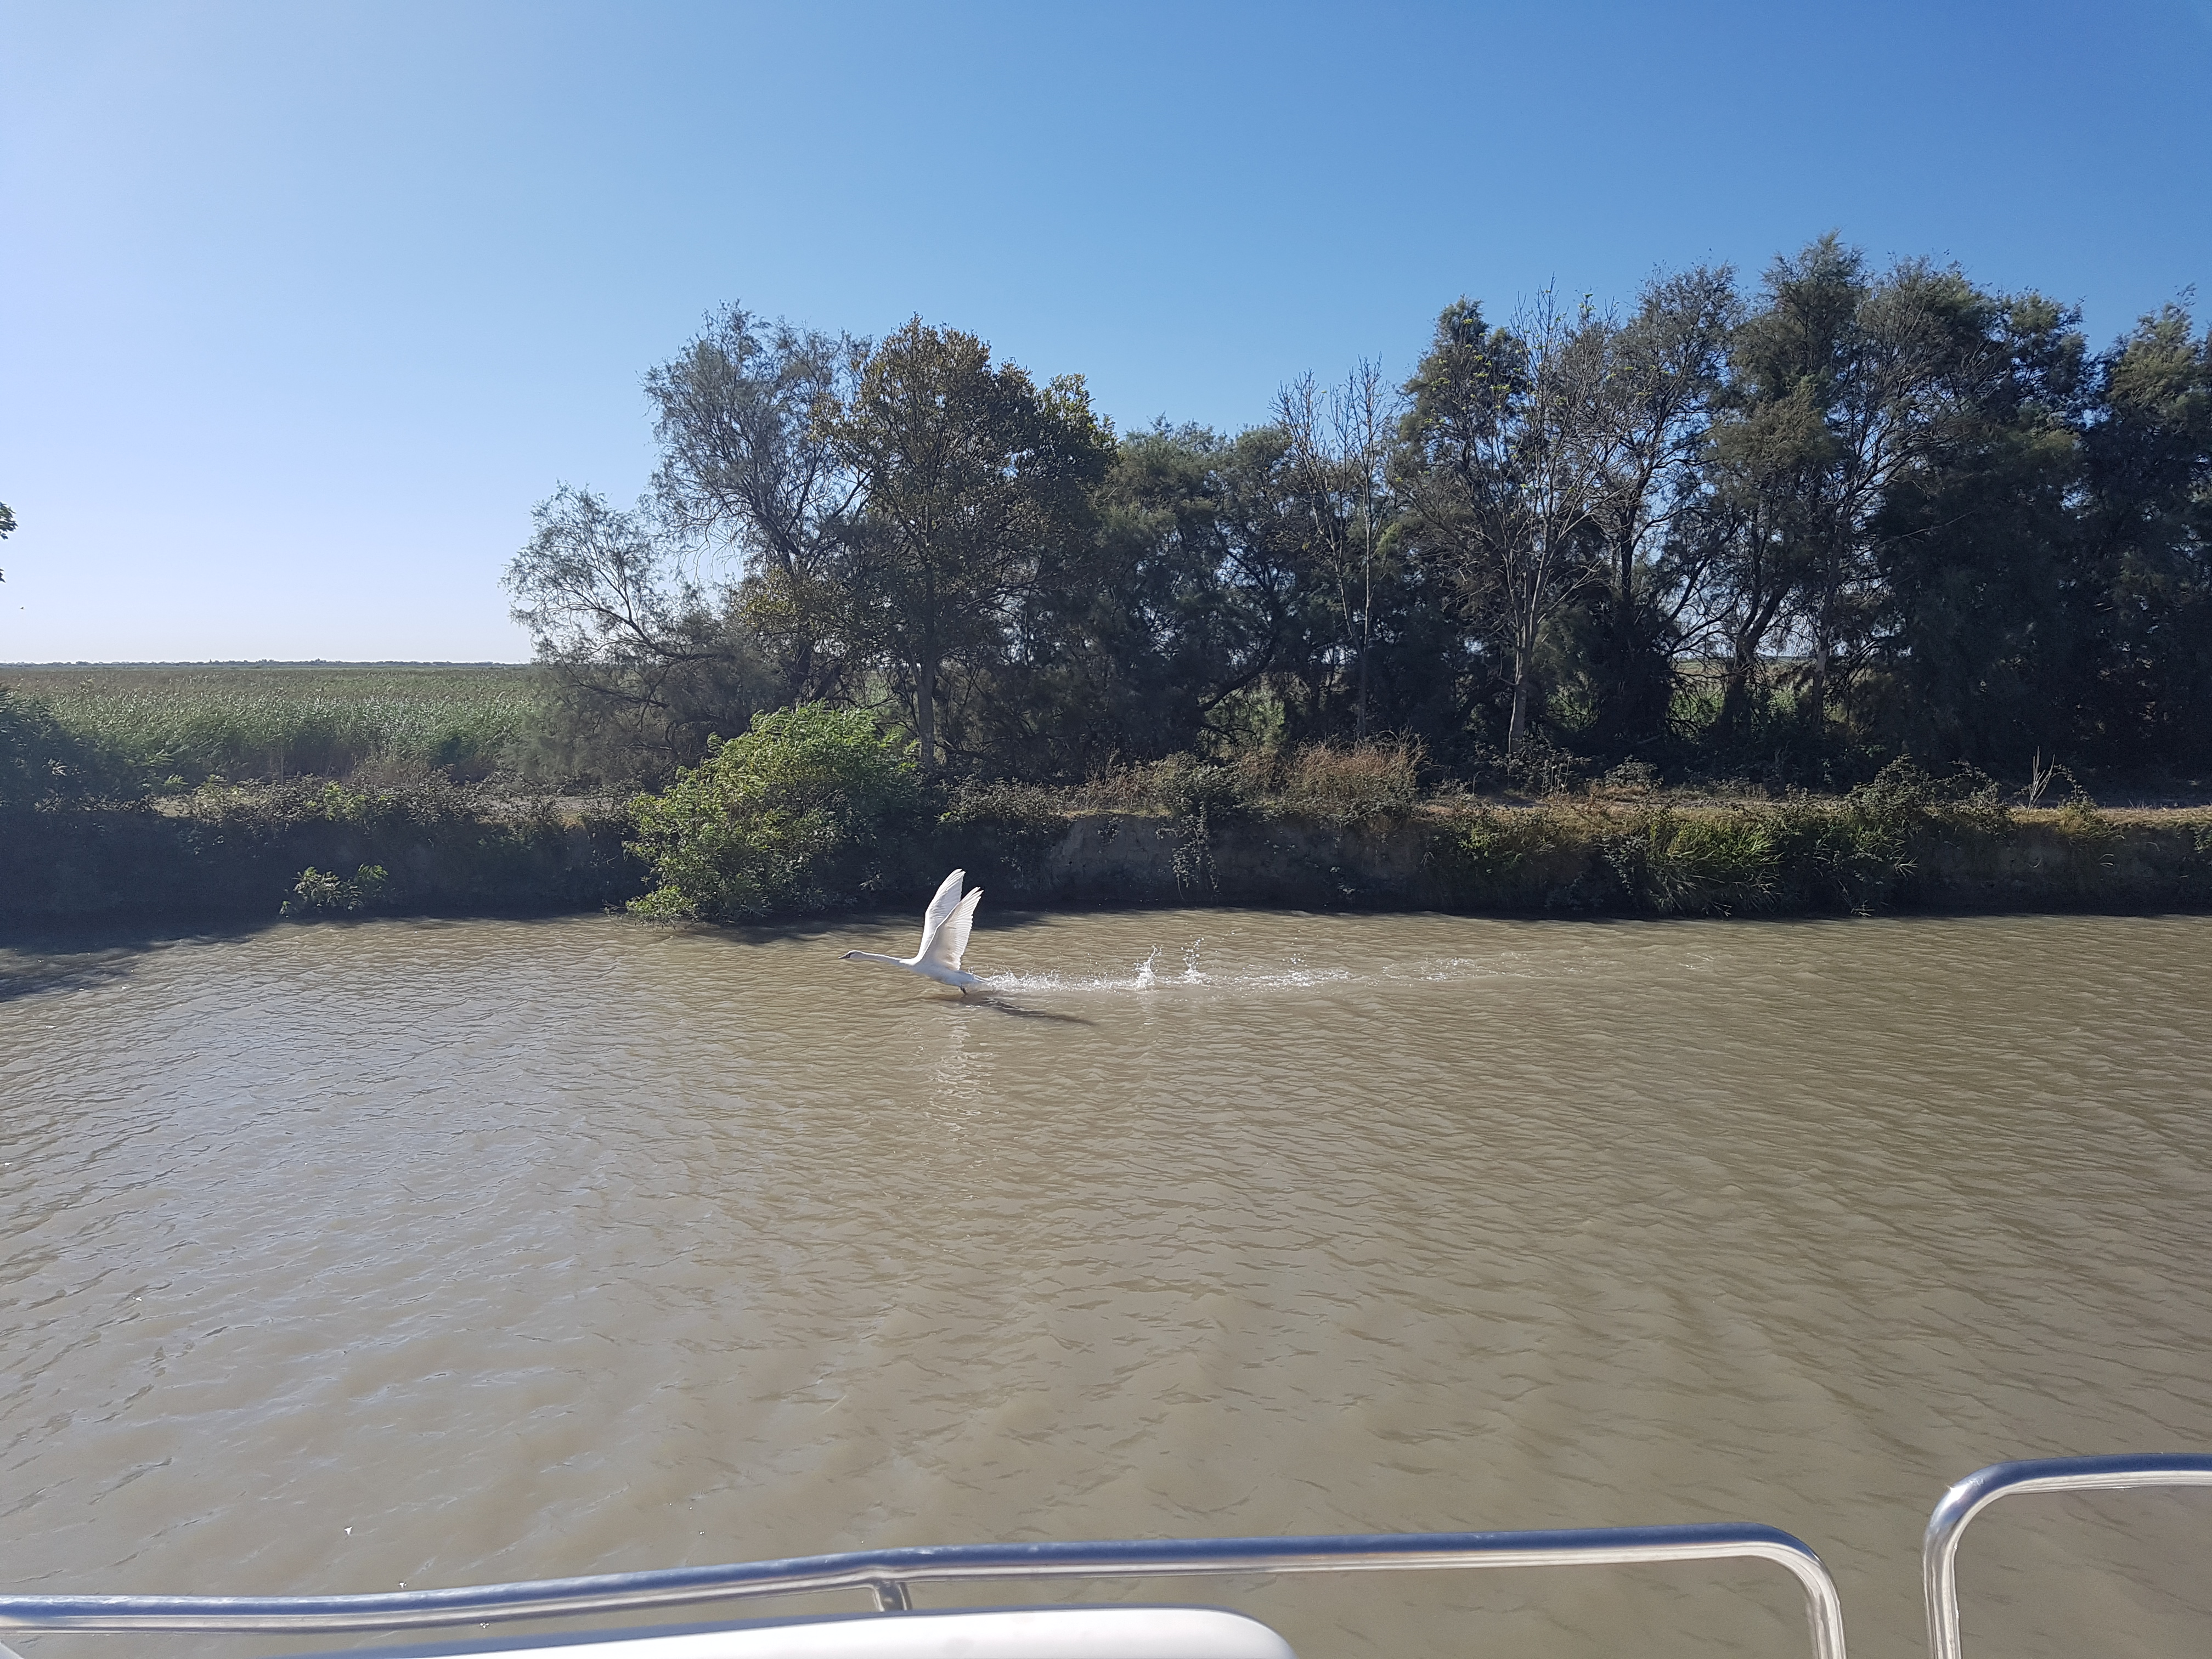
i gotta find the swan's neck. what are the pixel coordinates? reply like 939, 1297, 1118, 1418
844, 951, 911, 968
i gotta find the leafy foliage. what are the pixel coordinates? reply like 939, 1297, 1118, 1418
1, 685, 105, 806
510, 261, 2204, 794
1430, 758, 2019, 915
282, 864, 390, 916
625, 703, 920, 920
809, 320, 1116, 772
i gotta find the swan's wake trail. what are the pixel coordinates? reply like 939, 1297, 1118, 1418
981, 939, 1352, 997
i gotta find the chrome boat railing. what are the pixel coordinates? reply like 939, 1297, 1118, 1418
0, 1524, 1849, 1659
1922, 1452, 2212, 1659
21, 1451, 2212, 1659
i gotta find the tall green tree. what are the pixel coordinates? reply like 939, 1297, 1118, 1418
1720, 237, 2006, 730
1277, 363, 1395, 737
947, 422, 1312, 775
1395, 295, 1605, 752
506, 307, 864, 779
819, 320, 1115, 773
503, 484, 777, 778
1672, 400, 1824, 746
499, 252, 2212, 792
647, 305, 862, 703
2076, 302, 2212, 765
1875, 293, 2087, 769
1573, 267, 1736, 752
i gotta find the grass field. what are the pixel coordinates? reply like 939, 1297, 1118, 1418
0, 662, 545, 784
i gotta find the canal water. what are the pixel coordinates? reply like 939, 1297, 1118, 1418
2, 909, 2208, 1659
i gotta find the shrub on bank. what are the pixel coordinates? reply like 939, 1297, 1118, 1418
1429, 760, 2016, 915
625, 703, 921, 921
2, 686, 115, 805
283, 864, 390, 916
1280, 740, 1424, 824
1, 689, 65, 808
1069, 740, 1423, 828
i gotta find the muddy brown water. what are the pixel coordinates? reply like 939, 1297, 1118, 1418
3, 910, 2209, 1659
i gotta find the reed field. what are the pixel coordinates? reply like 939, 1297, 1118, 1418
0, 663, 545, 785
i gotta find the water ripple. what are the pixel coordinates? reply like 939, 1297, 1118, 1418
1, 911, 2209, 1659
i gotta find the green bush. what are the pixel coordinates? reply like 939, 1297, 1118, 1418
1431, 792, 1929, 915
1645, 811, 1785, 912
1147, 753, 1266, 824
1432, 805, 1584, 905
1, 686, 98, 806
1070, 752, 1266, 823
282, 864, 390, 916
1844, 756, 2010, 835
625, 703, 920, 921
1758, 799, 1911, 911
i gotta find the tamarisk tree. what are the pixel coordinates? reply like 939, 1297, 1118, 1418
819, 320, 1114, 774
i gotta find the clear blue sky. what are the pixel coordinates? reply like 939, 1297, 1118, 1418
4, 0, 2207, 663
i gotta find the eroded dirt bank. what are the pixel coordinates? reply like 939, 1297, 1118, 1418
7, 797, 2210, 922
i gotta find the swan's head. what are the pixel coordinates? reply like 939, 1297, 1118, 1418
839, 950, 862, 959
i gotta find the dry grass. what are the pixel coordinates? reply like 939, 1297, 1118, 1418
1066, 739, 1423, 825
1276, 739, 1422, 822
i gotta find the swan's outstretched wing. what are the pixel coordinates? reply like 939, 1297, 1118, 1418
918, 887, 983, 972
917, 868, 966, 954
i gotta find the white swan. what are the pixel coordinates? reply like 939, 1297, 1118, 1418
841, 868, 985, 993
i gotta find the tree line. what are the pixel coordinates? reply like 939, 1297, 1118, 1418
505, 235, 2212, 791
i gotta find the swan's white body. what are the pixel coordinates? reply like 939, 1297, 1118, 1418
842, 868, 985, 992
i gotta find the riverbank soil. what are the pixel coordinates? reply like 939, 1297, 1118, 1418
5, 786, 2210, 922
0, 782, 640, 921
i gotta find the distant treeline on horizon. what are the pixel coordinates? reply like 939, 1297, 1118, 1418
501, 233, 2210, 793
24, 232, 2207, 803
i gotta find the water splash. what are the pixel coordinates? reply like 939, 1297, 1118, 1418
980, 944, 1351, 998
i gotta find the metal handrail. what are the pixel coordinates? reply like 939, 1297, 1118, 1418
0, 1524, 1847, 1659
1922, 1453, 2212, 1659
